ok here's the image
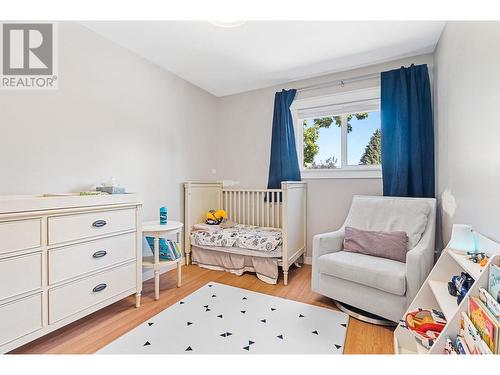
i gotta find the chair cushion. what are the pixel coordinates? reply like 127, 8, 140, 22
317, 251, 407, 296
343, 226, 408, 263
345, 196, 431, 250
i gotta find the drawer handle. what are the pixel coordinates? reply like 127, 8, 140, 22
92, 283, 107, 293
92, 220, 107, 228
92, 250, 107, 258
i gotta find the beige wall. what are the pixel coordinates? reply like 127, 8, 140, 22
0, 22, 218, 222
215, 54, 434, 256
434, 21, 500, 247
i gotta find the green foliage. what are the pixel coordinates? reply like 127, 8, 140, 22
310, 156, 338, 169
303, 112, 369, 167
359, 128, 382, 165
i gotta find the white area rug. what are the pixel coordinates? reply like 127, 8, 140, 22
98, 282, 349, 354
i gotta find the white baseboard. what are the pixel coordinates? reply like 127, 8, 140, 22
304, 256, 312, 265
142, 257, 184, 281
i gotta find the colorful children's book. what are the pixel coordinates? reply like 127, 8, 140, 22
489, 264, 500, 304
469, 296, 499, 353
455, 335, 470, 354
460, 311, 493, 354
479, 287, 500, 321
145, 237, 176, 261
167, 240, 182, 259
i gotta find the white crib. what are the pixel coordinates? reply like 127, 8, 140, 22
184, 181, 307, 285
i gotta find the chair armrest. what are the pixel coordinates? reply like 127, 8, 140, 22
312, 229, 345, 260
406, 238, 435, 304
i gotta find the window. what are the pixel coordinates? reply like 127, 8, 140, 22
291, 87, 382, 179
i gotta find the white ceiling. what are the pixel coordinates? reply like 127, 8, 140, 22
82, 21, 445, 97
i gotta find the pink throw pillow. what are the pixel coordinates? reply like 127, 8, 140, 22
343, 226, 409, 263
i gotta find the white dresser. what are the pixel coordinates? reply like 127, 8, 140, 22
0, 194, 142, 353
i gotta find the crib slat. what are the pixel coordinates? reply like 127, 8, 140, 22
266, 192, 270, 227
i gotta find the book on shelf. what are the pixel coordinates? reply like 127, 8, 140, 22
478, 287, 500, 321
460, 311, 493, 354
469, 295, 499, 353
489, 263, 500, 304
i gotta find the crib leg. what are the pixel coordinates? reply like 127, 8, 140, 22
283, 271, 289, 286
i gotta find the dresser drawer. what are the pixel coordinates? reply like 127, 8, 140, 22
0, 253, 42, 301
0, 219, 41, 255
49, 262, 136, 324
0, 293, 42, 346
48, 208, 136, 245
48, 233, 136, 284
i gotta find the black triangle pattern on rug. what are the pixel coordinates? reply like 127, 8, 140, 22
217, 314, 223, 318
249, 340, 255, 345
179, 301, 184, 304
242, 297, 247, 300
312, 330, 319, 335
208, 284, 213, 287
241, 310, 246, 314
185, 346, 193, 351
187, 322, 193, 326
205, 308, 211, 312
277, 334, 283, 339
335, 344, 342, 349
260, 319, 266, 323
341, 323, 347, 328
220, 332, 232, 337
243, 346, 250, 351
271, 308, 276, 311
204, 305, 209, 308
144, 341, 151, 346
212, 294, 216, 298
299, 314, 305, 318
147, 322, 154, 326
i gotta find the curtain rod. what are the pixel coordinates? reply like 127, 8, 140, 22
296, 72, 380, 92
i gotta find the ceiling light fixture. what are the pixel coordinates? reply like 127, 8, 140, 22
209, 20, 247, 28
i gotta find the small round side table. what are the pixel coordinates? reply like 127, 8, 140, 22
142, 220, 183, 300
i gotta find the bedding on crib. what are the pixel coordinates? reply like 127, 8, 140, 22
190, 223, 283, 284
191, 223, 282, 252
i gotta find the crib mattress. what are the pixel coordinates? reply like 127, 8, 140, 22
191, 245, 279, 284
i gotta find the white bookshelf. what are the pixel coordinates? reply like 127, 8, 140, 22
394, 231, 500, 354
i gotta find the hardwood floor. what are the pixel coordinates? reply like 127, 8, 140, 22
12, 264, 395, 354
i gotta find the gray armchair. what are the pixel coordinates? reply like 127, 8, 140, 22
312, 195, 436, 323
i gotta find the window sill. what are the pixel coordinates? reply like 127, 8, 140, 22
300, 168, 382, 180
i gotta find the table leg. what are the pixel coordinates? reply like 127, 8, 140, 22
177, 260, 182, 287
154, 236, 160, 300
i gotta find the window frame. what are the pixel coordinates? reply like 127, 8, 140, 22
290, 87, 382, 179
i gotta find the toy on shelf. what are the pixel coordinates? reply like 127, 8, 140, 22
400, 308, 447, 349
448, 272, 475, 305
205, 209, 228, 225
467, 251, 489, 267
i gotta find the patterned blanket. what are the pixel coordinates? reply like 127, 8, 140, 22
191, 224, 282, 252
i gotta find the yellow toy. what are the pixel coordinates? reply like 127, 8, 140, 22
206, 209, 228, 225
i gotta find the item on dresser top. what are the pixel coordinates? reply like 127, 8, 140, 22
401, 308, 447, 349
191, 223, 282, 252
343, 226, 409, 263
478, 287, 500, 320
145, 237, 181, 261
79, 191, 108, 196
205, 209, 227, 225
447, 272, 474, 305
489, 264, 500, 303
160, 206, 168, 225
96, 177, 126, 194
96, 186, 126, 194
468, 296, 499, 353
